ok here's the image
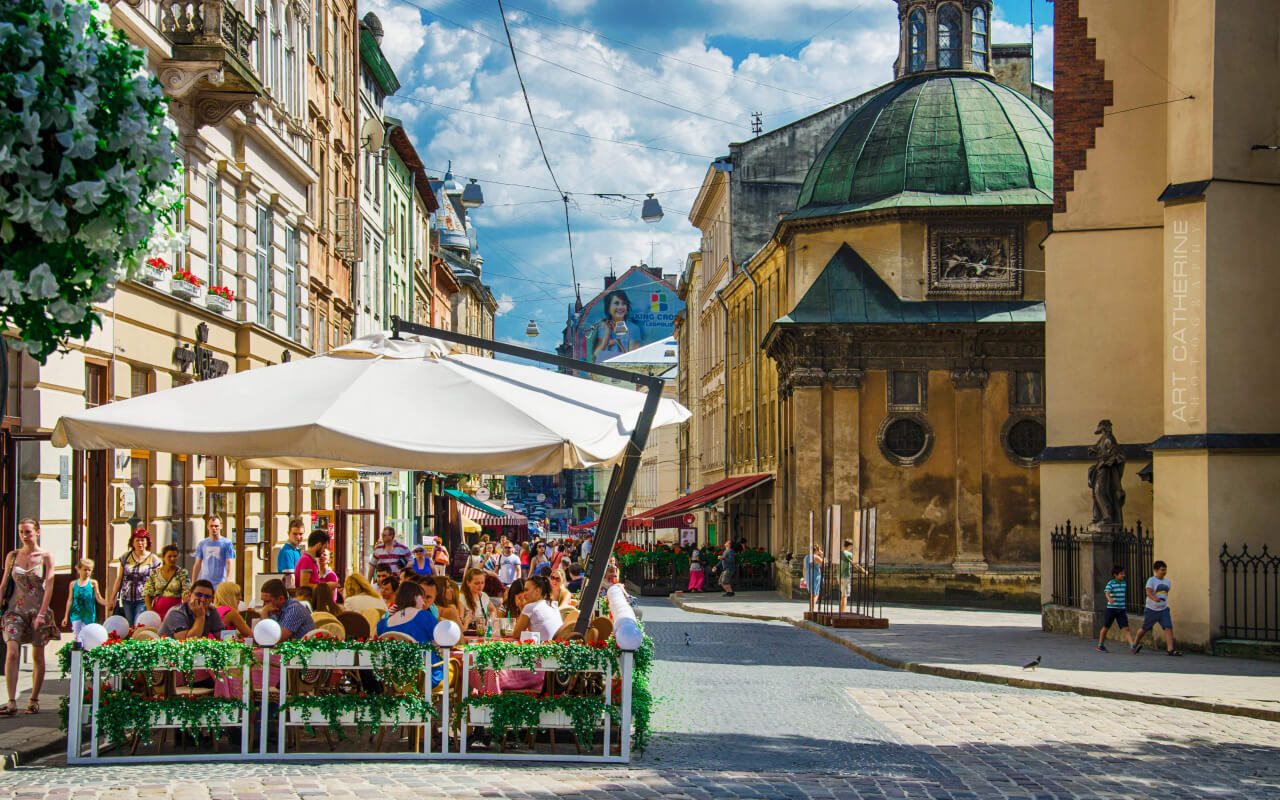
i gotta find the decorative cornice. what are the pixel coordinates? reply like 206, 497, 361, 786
158, 64, 225, 99
192, 91, 257, 129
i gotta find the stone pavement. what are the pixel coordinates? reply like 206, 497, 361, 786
672, 591, 1280, 721
0, 602, 1277, 798
0, 640, 68, 769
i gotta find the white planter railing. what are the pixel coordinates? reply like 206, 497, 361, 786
64, 641, 636, 765
204, 293, 232, 314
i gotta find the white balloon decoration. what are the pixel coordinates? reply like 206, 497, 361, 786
614, 617, 644, 652
253, 618, 282, 647
102, 615, 130, 638
79, 623, 109, 650
134, 610, 163, 630
433, 619, 462, 648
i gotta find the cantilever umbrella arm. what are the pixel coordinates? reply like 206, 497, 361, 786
390, 317, 662, 636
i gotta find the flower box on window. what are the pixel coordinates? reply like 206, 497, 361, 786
206, 285, 234, 314
170, 269, 204, 300
138, 257, 170, 285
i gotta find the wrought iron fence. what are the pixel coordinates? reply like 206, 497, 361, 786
1111, 521, 1154, 613
1050, 521, 1151, 610
1049, 521, 1081, 607
811, 507, 880, 619
1220, 543, 1280, 642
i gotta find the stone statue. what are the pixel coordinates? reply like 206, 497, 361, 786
1087, 419, 1125, 529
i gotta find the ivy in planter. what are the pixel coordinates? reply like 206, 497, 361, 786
457, 693, 621, 750
276, 637, 428, 688
281, 692, 436, 740
465, 639, 618, 677
62, 689, 246, 748
68, 637, 252, 682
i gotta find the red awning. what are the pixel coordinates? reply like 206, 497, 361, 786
569, 519, 598, 532
626, 473, 774, 530
457, 502, 527, 528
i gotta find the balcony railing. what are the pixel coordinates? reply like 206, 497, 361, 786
160, 0, 257, 71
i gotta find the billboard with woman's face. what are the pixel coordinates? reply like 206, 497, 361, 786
574, 268, 683, 363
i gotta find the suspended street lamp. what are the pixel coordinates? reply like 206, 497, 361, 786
640, 193, 663, 223
525, 319, 541, 337
461, 178, 485, 208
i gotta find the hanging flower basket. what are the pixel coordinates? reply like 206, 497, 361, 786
137, 257, 171, 285
205, 285, 234, 314
170, 270, 204, 300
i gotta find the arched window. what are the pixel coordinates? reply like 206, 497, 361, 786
908, 8, 926, 73
972, 6, 989, 70
937, 4, 962, 69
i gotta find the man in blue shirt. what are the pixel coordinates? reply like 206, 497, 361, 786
259, 578, 314, 641
276, 519, 306, 573
192, 516, 236, 585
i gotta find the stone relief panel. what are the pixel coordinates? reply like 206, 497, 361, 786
927, 224, 1024, 297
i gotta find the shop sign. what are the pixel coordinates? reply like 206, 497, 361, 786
174, 323, 230, 381
242, 527, 260, 545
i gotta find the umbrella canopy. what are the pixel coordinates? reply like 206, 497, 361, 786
52, 332, 689, 474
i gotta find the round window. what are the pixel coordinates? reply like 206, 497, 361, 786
880, 416, 932, 466
1006, 418, 1046, 464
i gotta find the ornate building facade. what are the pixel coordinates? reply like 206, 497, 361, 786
681, 0, 1052, 605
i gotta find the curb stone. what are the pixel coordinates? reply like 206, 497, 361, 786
1, 736, 66, 771
668, 592, 1280, 724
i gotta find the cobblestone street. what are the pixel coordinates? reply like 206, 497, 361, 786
1, 601, 1277, 799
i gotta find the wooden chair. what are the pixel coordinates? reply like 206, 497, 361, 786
586, 616, 612, 644
310, 611, 340, 629
319, 621, 346, 640
130, 628, 160, 641
338, 611, 371, 641
268, 628, 338, 750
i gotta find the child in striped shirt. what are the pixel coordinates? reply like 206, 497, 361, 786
1097, 565, 1139, 652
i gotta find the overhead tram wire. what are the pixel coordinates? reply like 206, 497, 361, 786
495, 0, 581, 304
395, 0, 748, 131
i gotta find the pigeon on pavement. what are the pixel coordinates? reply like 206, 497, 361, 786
1022, 655, 1042, 671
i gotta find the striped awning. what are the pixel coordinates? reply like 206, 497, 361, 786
456, 499, 527, 528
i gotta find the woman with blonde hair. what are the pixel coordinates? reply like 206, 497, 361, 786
431, 575, 463, 626
547, 568, 574, 608
213, 582, 253, 639
342, 573, 386, 614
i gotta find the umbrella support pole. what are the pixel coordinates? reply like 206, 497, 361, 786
389, 317, 664, 636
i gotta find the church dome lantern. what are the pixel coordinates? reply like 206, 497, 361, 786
895, 0, 994, 79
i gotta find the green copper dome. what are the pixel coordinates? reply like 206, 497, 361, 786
795, 74, 1052, 215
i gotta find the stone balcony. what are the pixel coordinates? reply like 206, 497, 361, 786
156, 0, 264, 127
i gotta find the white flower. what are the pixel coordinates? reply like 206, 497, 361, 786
0, 270, 22, 303
49, 298, 86, 324
24, 263, 59, 300
66, 180, 108, 213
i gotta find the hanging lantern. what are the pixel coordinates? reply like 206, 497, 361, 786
461, 178, 484, 208
640, 194, 663, 223
525, 319, 540, 337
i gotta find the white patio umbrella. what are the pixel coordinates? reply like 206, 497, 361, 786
51, 332, 689, 474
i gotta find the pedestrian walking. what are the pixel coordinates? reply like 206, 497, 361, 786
718, 543, 737, 597
192, 516, 235, 587
366, 527, 411, 579
62, 558, 107, 643
1096, 565, 1138, 652
1132, 560, 1181, 656
687, 546, 705, 592
110, 527, 159, 624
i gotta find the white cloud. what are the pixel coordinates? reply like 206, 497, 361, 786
357, 0, 1050, 342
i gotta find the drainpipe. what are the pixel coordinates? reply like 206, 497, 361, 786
714, 290, 730, 480
406, 185, 415, 542
741, 260, 761, 471
382, 136, 392, 327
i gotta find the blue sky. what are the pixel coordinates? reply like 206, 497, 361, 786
361, 0, 1054, 351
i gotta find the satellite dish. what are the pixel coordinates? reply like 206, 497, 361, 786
360, 117, 385, 152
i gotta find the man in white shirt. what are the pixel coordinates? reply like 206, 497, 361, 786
497, 543, 522, 587
580, 535, 593, 564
